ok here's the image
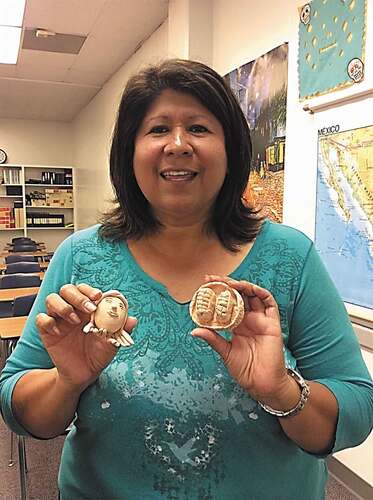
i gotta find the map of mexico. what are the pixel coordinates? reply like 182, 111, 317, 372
315, 125, 373, 310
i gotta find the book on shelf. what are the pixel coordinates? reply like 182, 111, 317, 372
1, 168, 21, 185
0, 207, 15, 228
26, 170, 73, 185
26, 212, 65, 227
14, 208, 24, 228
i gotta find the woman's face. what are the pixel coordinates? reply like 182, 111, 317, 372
133, 89, 227, 225
94, 296, 127, 333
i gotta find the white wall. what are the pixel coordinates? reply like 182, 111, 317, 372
0, 118, 73, 166
0, 119, 74, 250
71, 22, 168, 229
212, 0, 373, 487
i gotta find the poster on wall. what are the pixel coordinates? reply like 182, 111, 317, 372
298, 0, 367, 100
224, 43, 288, 223
315, 124, 373, 311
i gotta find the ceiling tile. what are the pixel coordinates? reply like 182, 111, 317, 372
0, 65, 17, 77
17, 49, 75, 69
1, 0, 169, 121
16, 65, 69, 82
71, 34, 135, 74
22, 29, 86, 54
0, 79, 100, 121
89, 0, 168, 41
16, 50, 74, 81
65, 68, 111, 86
23, 0, 107, 35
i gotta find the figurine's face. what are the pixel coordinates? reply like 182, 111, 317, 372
94, 296, 127, 333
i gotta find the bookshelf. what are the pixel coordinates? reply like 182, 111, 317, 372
0, 165, 75, 252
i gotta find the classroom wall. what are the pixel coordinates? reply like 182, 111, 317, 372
0, 119, 74, 250
71, 21, 168, 229
0, 118, 73, 166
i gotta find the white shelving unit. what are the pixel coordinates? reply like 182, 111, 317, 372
0, 164, 75, 252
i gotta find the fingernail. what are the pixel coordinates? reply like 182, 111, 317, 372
69, 312, 81, 324
83, 301, 97, 313
53, 326, 60, 335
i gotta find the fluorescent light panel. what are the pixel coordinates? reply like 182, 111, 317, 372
0, 0, 26, 26
0, 0, 26, 64
0, 26, 22, 63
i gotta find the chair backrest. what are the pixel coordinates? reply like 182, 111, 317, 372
12, 293, 38, 317
12, 244, 38, 252
44, 252, 54, 262
5, 255, 37, 264
5, 262, 41, 274
11, 237, 33, 243
0, 273, 41, 289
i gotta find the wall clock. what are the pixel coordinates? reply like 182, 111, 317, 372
0, 149, 7, 164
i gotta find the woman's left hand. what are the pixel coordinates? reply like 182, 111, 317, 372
191, 275, 290, 403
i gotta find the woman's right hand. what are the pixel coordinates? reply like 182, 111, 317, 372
36, 283, 137, 392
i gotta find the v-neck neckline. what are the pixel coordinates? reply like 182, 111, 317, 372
119, 219, 270, 305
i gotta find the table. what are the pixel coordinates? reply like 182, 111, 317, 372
0, 272, 44, 283
0, 262, 48, 272
0, 316, 27, 363
0, 287, 40, 302
0, 313, 67, 500
0, 315, 27, 340
0, 251, 50, 259
0, 314, 28, 500
0, 250, 49, 256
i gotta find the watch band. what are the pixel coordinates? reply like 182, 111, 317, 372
258, 368, 310, 418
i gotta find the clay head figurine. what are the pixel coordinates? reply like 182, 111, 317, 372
82, 290, 134, 348
190, 281, 244, 331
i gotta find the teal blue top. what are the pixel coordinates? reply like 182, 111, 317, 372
1, 220, 373, 500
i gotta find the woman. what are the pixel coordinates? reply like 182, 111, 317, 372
1, 59, 372, 500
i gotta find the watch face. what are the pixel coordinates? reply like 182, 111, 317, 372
0, 149, 7, 164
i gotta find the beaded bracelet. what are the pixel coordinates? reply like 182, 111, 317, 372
258, 368, 310, 418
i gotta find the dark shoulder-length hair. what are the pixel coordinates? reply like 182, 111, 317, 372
99, 58, 263, 251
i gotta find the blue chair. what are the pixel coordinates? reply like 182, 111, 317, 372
0, 275, 40, 318
0, 301, 13, 318
5, 255, 37, 264
0, 274, 41, 289
12, 294, 37, 317
5, 262, 41, 274
12, 237, 33, 243
12, 244, 38, 253
43, 252, 54, 262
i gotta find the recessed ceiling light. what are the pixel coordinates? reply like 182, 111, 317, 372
0, 0, 26, 27
0, 26, 22, 64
